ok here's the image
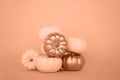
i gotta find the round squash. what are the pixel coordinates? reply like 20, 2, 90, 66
43, 32, 67, 57
21, 49, 39, 70
35, 56, 62, 72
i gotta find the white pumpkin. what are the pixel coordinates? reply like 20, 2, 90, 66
38, 26, 61, 41
67, 36, 86, 53
21, 49, 39, 70
35, 56, 62, 72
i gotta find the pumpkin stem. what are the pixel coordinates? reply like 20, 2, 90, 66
30, 58, 33, 62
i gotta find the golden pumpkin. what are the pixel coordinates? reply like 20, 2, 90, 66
35, 56, 62, 72
62, 52, 85, 71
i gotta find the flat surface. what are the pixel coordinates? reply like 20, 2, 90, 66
0, 0, 120, 80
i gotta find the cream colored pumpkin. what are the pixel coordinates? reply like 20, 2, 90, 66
35, 56, 62, 72
21, 49, 39, 70
38, 26, 62, 41
67, 36, 86, 53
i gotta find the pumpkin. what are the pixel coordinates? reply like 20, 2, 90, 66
67, 36, 86, 53
62, 52, 85, 71
21, 49, 39, 70
38, 26, 61, 41
43, 32, 67, 57
35, 56, 62, 72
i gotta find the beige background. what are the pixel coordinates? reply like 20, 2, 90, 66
0, 0, 120, 80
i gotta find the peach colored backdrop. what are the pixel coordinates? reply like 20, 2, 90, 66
0, 0, 120, 80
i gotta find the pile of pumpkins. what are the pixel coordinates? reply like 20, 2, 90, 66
21, 26, 86, 72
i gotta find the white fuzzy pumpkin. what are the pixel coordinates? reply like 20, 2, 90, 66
38, 26, 67, 57
38, 26, 61, 41
67, 37, 86, 53
21, 49, 39, 70
35, 56, 62, 72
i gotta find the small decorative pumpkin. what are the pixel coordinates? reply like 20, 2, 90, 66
35, 56, 62, 72
62, 52, 85, 71
38, 26, 61, 41
67, 37, 86, 53
43, 32, 67, 57
21, 49, 39, 70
